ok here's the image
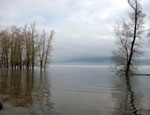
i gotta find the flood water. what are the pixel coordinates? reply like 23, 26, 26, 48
0, 65, 150, 115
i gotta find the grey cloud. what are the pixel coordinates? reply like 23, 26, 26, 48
0, 0, 150, 60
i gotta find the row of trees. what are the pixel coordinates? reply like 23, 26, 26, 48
0, 23, 54, 69
113, 0, 150, 75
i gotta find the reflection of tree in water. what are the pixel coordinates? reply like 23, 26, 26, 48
31, 70, 53, 114
0, 69, 52, 114
112, 74, 138, 115
126, 76, 138, 115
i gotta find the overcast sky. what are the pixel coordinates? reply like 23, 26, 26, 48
0, 0, 150, 60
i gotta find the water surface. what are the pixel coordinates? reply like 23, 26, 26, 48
0, 65, 150, 115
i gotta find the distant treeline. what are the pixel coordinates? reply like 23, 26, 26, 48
0, 23, 54, 69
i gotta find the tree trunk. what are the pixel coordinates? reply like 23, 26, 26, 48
126, 3, 138, 75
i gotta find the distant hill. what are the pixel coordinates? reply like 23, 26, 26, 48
51, 57, 111, 65
67, 57, 111, 65
51, 57, 150, 65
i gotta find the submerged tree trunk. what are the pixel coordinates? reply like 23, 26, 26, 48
30, 23, 36, 69
113, 0, 145, 76
44, 31, 54, 69
126, 1, 138, 75
0, 23, 53, 69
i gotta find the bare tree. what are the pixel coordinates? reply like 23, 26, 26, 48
39, 30, 46, 69
38, 30, 54, 69
23, 25, 31, 69
113, 0, 145, 75
0, 30, 10, 67
30, 23, 36, 69
0, 23, 54, 69
44, 31, 54, 68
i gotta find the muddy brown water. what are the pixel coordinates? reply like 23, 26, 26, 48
0, 65, 150, 115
